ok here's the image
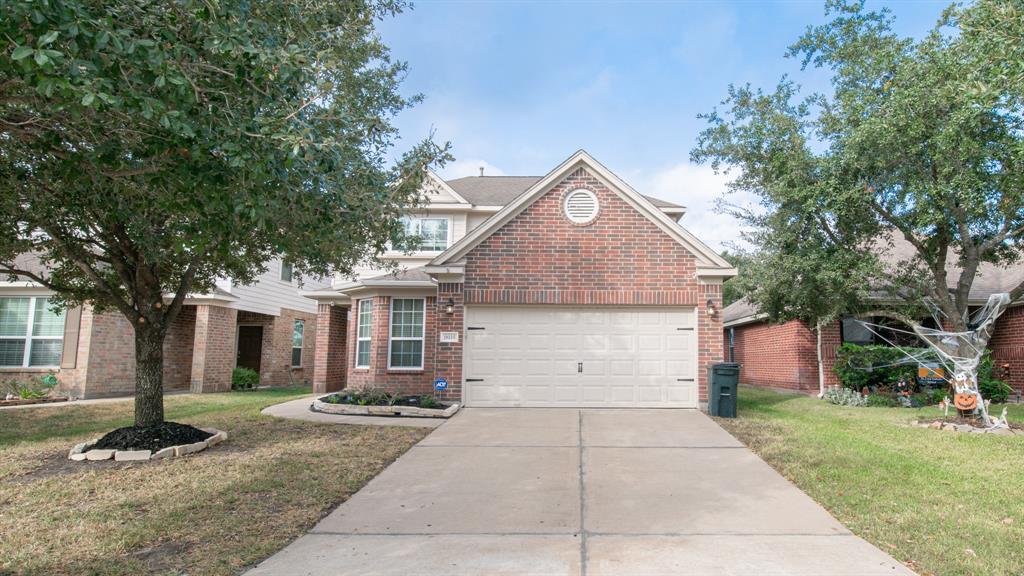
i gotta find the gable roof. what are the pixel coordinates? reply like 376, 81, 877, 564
430, 150, 736, 276
447, 175, 685, 210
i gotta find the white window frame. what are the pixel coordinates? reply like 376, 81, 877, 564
280, 261, 294, 283
291, 319, 304, 367
355, 299, 373, 369
387, 298, 425, 371
0, 296, 64, 368
402, 217, 451, 252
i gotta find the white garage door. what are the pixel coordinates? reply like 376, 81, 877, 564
463, 306, 697, 408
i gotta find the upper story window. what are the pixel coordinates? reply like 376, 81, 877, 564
0, 297, 65, 367
280, 262, 294, 283
402, 217, 449, 252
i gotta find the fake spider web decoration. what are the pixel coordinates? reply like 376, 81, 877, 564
854, 293, 1011, 429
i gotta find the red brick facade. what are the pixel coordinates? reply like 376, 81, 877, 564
346, 295, 439, 397
313, 303, 347, 393
0, 301, 318, 399
990, 305, 1024, 394
327, 167, 726, 406
725, 318, 840, 394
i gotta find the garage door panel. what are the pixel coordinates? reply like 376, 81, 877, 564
464, 306, 697, 408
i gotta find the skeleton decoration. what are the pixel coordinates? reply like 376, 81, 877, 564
857, 293, 1011, 429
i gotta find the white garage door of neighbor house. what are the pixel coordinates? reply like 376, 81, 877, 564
463, 306, 698, 408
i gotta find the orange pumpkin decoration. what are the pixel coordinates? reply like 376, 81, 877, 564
954, 392, 978, 411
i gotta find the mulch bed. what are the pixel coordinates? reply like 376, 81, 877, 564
323, 393, 452, 410
92, 422, 213, 452
0, 397, 69, 407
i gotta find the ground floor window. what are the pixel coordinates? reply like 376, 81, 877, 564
388, 298, 424, 369
291, 320, 304, 367
0, 296, 65, 367
356, 299, 372, 368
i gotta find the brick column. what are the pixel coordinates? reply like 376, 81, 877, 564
434, 283, 464, 403
313, 303, 348, 394
190, 304, 238, 393
698, 281, 725, 409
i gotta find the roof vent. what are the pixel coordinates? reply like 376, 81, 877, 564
563, 189, 599, 224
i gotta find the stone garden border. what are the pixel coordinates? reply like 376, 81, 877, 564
312, 396, 460, 419
912, 420, 1023, 436
67, 428, 228, 462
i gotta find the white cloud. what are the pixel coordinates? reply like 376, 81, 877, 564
641, 162, 756, 252
440, 158, 506, 179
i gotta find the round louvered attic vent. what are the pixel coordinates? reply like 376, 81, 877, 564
563, 189, 599, 224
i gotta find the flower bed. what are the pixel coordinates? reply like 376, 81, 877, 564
68, 424, 228, 462
0, 396, 69, 407
313, 391, 459, 418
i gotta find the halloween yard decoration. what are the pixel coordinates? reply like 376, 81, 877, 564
858, 293, 1012, 429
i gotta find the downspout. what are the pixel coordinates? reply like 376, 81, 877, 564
816, 320, 825, 398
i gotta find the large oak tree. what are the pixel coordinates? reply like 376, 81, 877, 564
693, 0, 1024, 380
0, 0, 447, 427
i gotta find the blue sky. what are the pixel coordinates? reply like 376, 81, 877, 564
378, 1, 949, 250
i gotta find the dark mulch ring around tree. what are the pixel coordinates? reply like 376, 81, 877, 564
92, 422, 213, 452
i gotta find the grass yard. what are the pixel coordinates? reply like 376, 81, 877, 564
0, 388, 429, 576
716, 386, 1024, 576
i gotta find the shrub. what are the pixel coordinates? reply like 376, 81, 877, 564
823, 385, 868, 407
865, 394, 898, 407
833, 343, 928, 391
231, 367, 260, 390
418, 395, 440, 409
3, 374, 59, 399
977, 351, 1012, 404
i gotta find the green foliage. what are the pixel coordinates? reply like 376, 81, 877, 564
3, 374, 59, 399
977, 351, 1012, 403
691, 0, 1024, 332
325, 388, 394, 406
417, 395, 440, 409
719, 250, 753, 306
823, 385, 867, 407
833, 343, 924, 391
865, 394, 898, 407
0, 0, 447, 425
231, 367, 259, 391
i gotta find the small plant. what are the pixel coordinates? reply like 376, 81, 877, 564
865, 394, 898, 407
418, 395, 440, 409
231, 367, 260, 390
3, 374, 59, 399
823, 385, 868, 407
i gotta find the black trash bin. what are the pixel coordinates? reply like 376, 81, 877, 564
708, 362, 740, 418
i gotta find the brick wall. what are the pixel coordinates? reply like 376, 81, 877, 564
190, 305, 237, 392
434, 284, 464, 403
990, 305, 1024, 394
726, 318, 840, 394
313, 303, 347, 393
238, 308, 317, 386
461, 166, 719, 402
347, 295, 438, 397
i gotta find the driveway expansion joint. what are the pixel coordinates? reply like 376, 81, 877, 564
578, 409, 588, 576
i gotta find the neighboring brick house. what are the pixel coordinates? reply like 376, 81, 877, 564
0, 258, 319, 398
723, 254, 1024, 396
306, 150, 736, 408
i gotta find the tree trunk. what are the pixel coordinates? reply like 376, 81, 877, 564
134, 327, 166, 428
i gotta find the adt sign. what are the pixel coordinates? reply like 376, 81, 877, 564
434, 377, 449, 392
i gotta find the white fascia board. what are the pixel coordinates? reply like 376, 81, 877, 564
696, 266, 739, 279
423, 263, 465, 275
723, 313, 768, 328
301, 290, 352, 304
430, 150, 734, 269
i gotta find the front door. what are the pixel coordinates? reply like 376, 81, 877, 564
237, 325, 264, 373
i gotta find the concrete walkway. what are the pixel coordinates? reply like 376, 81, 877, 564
246, 408, 914, 576
261, 396, 444, 428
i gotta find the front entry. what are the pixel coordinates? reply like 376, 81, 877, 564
236, 325, 264, 373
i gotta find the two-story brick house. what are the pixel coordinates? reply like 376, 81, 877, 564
307, 150, 736, 408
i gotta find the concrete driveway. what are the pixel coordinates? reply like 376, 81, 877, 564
247, 409, 914, 576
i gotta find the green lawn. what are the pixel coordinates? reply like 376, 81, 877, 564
0, 388, 429, 576
716, 386, 1024, 576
